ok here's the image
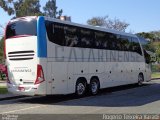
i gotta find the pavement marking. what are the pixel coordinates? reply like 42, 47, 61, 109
1, 105, 47, 114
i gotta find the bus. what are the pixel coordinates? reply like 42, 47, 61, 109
4, 16, 151, 96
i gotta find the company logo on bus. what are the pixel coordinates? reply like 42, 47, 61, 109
11, 69, 32, 73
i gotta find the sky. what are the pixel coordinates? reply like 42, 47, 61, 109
0, 0, 160, 35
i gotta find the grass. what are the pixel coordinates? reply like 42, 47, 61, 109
151, 72, 160, 79
0, 86, 8, 94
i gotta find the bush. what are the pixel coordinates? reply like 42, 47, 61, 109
0, 71, 6, 81
151, 64, 160, 72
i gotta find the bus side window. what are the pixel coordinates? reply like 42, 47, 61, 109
132, 37, 142, 55
105, 33, 112, 50
64, 25, 78, 47
109, 33, 118, 50
45, 21, 65, 46
80, 28, 94, 48
128, 37, 133, 52
116, 35, 122, 51
53, 23, 65, 46
45, 21, 54, 42
95, 31, 106, 49
143, 49, 151, 64
119, 35, 130, 51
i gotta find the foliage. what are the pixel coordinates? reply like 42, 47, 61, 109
87, 16, 107, 26
151, 64, 160, 72
87, 16, 129, 32
137, 31, 160, 42
0, 0, 63, 18
137, 32, 155, 41
0, 86, 8, 94
0, 24, 4, 38
14, 0, 42, 17
151, 72, 160, 79
0, 37, 4, 63
0, 0, 43, 17
137, 31, 160, 62
43, 0, 63, 18
143, 42, 156, 52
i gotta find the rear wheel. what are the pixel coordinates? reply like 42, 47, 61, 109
76, 80, 87, 97
138, 74, 144, 86
90, 78, 100, 95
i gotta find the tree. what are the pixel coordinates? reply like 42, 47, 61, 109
87, 16, 129, 32
137, 31, 160, 62
136, 32, 154, 42
143, 42, 156, 53
0, 0, 63, 18
0, 0, 43, 17
87, 16, 107, 26
137, 31, 160, 42
0, 0, 14, 15
0, 37, 4, 63
14, 0, 42, 17
0, 24, 4, 39
43, 0, 63, 18
151, 31, 160, 42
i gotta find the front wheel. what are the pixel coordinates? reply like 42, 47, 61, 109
90, 78, 100, 95
138, 74, 144, 86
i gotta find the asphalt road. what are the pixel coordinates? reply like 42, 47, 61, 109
0, 80, 160, 119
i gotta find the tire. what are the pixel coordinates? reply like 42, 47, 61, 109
76, 80, 87, 97
90, 78, 100, 95
138, 74, 144, 86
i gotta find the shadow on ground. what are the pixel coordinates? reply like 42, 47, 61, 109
14, 82, 160, 107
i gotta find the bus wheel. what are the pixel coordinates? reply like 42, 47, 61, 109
76, 80, 87, 97
90, 78, 100, 95
138, 73, 144, 86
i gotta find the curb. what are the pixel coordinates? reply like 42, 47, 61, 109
0, 81, 6, 83
151, 78, 160, 80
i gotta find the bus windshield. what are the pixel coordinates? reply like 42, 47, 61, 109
6, 18, 37, 39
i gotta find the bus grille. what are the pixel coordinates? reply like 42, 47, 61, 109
8, 50, 35, 61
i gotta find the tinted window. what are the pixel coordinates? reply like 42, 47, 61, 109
116, 35, 122, 50
46, 21, 80, 46
45, 21, 65, 46
95, 31, 106, 49
143, 49, 151, 64
45, 20, 143, 54
6, 19, 37, 39
80, 28, 94, 48
120, 35, 130, 51
131, 37, 142, 55
53, 23, 65, 45
105, 33, 113, 50
109, 33, 118, 50
45, 21, 53, 41
64, 25, 79, 47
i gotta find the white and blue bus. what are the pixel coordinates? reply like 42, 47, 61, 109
4, 16, 151, 96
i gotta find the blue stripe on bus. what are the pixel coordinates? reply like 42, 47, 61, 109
37, 16, 47, 58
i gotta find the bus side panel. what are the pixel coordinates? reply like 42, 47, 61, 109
51, 62, 68, 94
144, 64, 151, 82
46, 62, 52, 95
67, 62, 75, 94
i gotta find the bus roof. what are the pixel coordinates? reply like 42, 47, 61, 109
9, 16, 137, 38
